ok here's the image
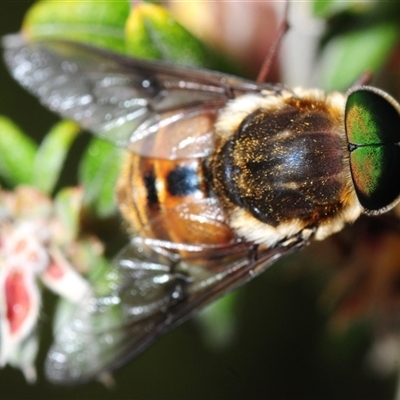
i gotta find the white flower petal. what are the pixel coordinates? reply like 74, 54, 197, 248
41, 246, 91, 303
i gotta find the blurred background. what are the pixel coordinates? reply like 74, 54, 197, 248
1, 1, 400, 399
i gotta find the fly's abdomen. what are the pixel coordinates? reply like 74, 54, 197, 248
117, 154, 235, 246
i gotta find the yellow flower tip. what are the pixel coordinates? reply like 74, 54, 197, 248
134, 2, 170, 21
126, 2, 171, 36
169, 2, 214, 42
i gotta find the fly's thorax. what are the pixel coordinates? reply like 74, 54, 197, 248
211, 88, 362, 246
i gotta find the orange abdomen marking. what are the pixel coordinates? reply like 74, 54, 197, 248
117, 154, 235, 246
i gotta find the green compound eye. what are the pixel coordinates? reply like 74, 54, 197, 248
345, 86, 400, 213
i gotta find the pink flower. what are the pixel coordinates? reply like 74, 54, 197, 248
0, 186, 100, 382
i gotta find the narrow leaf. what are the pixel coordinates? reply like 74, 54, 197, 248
196, 292, 239, 350
32, 120, 80, 194
54, 186, 83, 242
125, 3, 232, 71
0, 116, 37, 186
22, 0, 130, 52
79, 138, 124, 218
318, 23, 398, 90
312, 0, 373, 18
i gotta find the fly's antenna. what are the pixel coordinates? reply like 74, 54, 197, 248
256, 1, 290, 83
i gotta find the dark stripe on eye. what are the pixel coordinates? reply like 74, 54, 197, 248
167, 166, 199, 196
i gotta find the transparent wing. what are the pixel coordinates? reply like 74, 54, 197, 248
45, 234, 306, 385
3, 35, 277, 158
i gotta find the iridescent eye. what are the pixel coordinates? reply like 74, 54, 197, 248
345, 86, 400, 214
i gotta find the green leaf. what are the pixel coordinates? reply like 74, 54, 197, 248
87, 258, 121, 296
312, 0, 340, 17
54, 186, 83, 242
125, 3, 234, 71
0, 116, 37, 186
32, 120, 80, 194
318, 22, 398, 91
79, 138, 124, 218
22, 0, 130, 52
195, 291, 239, 350
312, 0, 373, 18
